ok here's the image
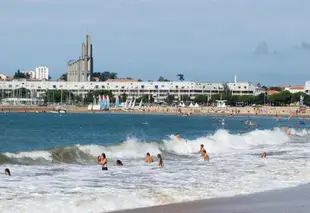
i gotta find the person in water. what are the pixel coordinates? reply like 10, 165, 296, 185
157, 154, 163, 167
144, 152, 154, 163
97, 153, 108, 170
285, 127, 291, 136
200, 144, 206, 156
5, 168, 11, 176
260, 152, 267, 158
115, 160, 123, 166
175, 133, 181, 139
202, 150, 209, 161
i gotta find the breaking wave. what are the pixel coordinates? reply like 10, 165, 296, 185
1, 128, 307, 165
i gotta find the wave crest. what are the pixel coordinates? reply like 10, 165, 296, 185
0, 128, 300, 165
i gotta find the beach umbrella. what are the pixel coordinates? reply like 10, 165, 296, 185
100, 95, 106, 109
106, 95, 110, 109
115, 96, 119, 108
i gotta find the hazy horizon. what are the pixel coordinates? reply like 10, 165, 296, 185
1, 0, 310, 85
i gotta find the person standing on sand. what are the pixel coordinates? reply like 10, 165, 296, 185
144, 153, 154, 163
157, 154, 163, 167
97, 153, 108, 170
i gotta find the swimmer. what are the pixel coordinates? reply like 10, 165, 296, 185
285, 127, 291, 136
200, 144, 206, 156
96, 155, 101, 163
202, 150, 209, 161
97, 153, 108, 170
175, 133, 181, 139
260, 152, 267, 158
157, 154, 163, 167
144, 152, 154, 163
114, 160, 123, 166
5, 168, 11, 176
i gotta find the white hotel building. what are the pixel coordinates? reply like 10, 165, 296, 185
0, 79, 256, 101
23, 66, 49, 80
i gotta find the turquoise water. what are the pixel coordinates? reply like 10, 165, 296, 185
0, 113, 287, 153
1, 113, 310, 213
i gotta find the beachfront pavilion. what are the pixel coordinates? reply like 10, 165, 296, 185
0, 79, 257, 102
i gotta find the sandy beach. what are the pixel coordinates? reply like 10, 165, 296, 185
1, 105, 309, 117
111, 183, 310, 213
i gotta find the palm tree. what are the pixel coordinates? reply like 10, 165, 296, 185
177, 74, 184, 81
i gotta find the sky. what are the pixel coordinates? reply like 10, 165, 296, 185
1, 0, 310, 85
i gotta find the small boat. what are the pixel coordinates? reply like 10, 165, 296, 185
49, 109, 66, 114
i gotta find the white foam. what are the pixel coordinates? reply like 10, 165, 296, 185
79, 137, 161, 159
4, 150, 52, 161
2, 128, 310, 213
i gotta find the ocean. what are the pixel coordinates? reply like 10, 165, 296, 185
1, 113, 310, 213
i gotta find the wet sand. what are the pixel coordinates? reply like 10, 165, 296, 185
110, 184, 310, 213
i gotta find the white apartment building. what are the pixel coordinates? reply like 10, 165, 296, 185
0, 80, 256, 101
227, 82, 256, 96
284, 86, 305, 94
23, 70, 35, 79
35, 66, 49, 80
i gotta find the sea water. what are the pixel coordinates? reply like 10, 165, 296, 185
1, 113, 310, 213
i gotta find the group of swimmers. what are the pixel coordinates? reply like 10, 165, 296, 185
96, 142, 210, 171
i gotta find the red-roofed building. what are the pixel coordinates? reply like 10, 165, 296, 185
266, 90, 280, 95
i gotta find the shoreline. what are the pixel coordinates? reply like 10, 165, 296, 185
109, 183, 310, 213
1, 105, 310, 118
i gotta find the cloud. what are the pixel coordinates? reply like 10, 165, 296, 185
254, 42, 269, 55
300, 42, 310, 51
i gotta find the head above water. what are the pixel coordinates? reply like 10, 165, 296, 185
200, 144, 204, 148
101, 153, 106, 158
116, 160, 123, 166
146, 152, 150, 156
157, 154, 162, 158
5, 168, 11, 176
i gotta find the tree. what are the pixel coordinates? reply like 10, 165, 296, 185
268, 91, 291, 106
210, 94, 221, 103
194, 95, 208, 104
165, 95, 175, 104
84, 90, 114, 104
43, 90, 75, 103
158, 76, 169, 82
269, 86, 282, 92
59, 73, 67, 81
291, 92, 305, 104
254, 93, 266, 105
136, 94, 154, 103
177, 74, 184, 81
101, 71, 117, 81
92, 72, 118, 81
220, 83, 232, 101
182, 95, 191, 102
120, 93, 128, 103
14, 69, 26, 79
